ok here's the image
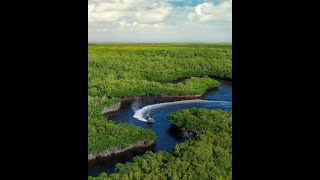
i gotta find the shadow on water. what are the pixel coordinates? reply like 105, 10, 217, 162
88, 144, 155, 175
88, 78, 232, 177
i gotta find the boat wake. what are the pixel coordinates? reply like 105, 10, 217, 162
133, 99, 232, 122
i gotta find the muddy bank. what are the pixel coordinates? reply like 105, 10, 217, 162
103, 102, 121, 114
88, 139, 154, 161
208, 75, 232, 82
103, 94, 201, 115
121, 94, 202, 107
88, 143, 155, 174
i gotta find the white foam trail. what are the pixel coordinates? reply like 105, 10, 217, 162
133, 99, 231, 122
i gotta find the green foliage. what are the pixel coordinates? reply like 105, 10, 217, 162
88, 44, 231, 98
90, 109, 232, 180
88, 118, 156, 154
88, 95, 156, 155
88, 44, 231, 155
167, 108, 232, 135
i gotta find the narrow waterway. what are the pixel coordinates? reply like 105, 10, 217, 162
88, 79, 232, 176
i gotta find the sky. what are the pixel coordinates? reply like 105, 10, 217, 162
88, 0, 232, 43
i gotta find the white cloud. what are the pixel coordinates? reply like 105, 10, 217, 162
88, 0, 232, 42
188, 0, 232, 22
135, 7, 172, 24
89, 0, 173, 26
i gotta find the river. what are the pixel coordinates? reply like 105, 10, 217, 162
88, 79, 232, 176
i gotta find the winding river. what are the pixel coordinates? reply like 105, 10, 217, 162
88, 79, 232, 176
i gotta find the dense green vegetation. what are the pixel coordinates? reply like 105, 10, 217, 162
167, 108, 232, 135
89, 109, 232, 180
88, 44, 232, 156
88, 96, 156, 155
89, 43, 231, 99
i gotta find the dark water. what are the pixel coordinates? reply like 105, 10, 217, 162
88, 79, 232, 176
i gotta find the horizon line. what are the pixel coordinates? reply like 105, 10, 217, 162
88, 42, 232, 44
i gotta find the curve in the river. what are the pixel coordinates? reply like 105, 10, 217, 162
88, 79, 232, 177
133, 99, 231, 122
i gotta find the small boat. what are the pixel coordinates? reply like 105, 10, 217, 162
147, 117, 155, 123
145, 113, 155, 123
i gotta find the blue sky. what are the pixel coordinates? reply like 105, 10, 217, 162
170, 0, 221, 7
88, 0, 232, 42
170, 0, 206, 7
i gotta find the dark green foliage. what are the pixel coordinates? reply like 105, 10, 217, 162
89, 109, 232, 180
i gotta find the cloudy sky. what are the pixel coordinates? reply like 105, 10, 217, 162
88, 0, 232, 42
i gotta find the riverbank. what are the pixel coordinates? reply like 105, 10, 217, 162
104, 76, 231, 113
103, 102, 121, 113
88, 139, 155, 161
121, 94, 202, 106
103, 94, 203, 115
